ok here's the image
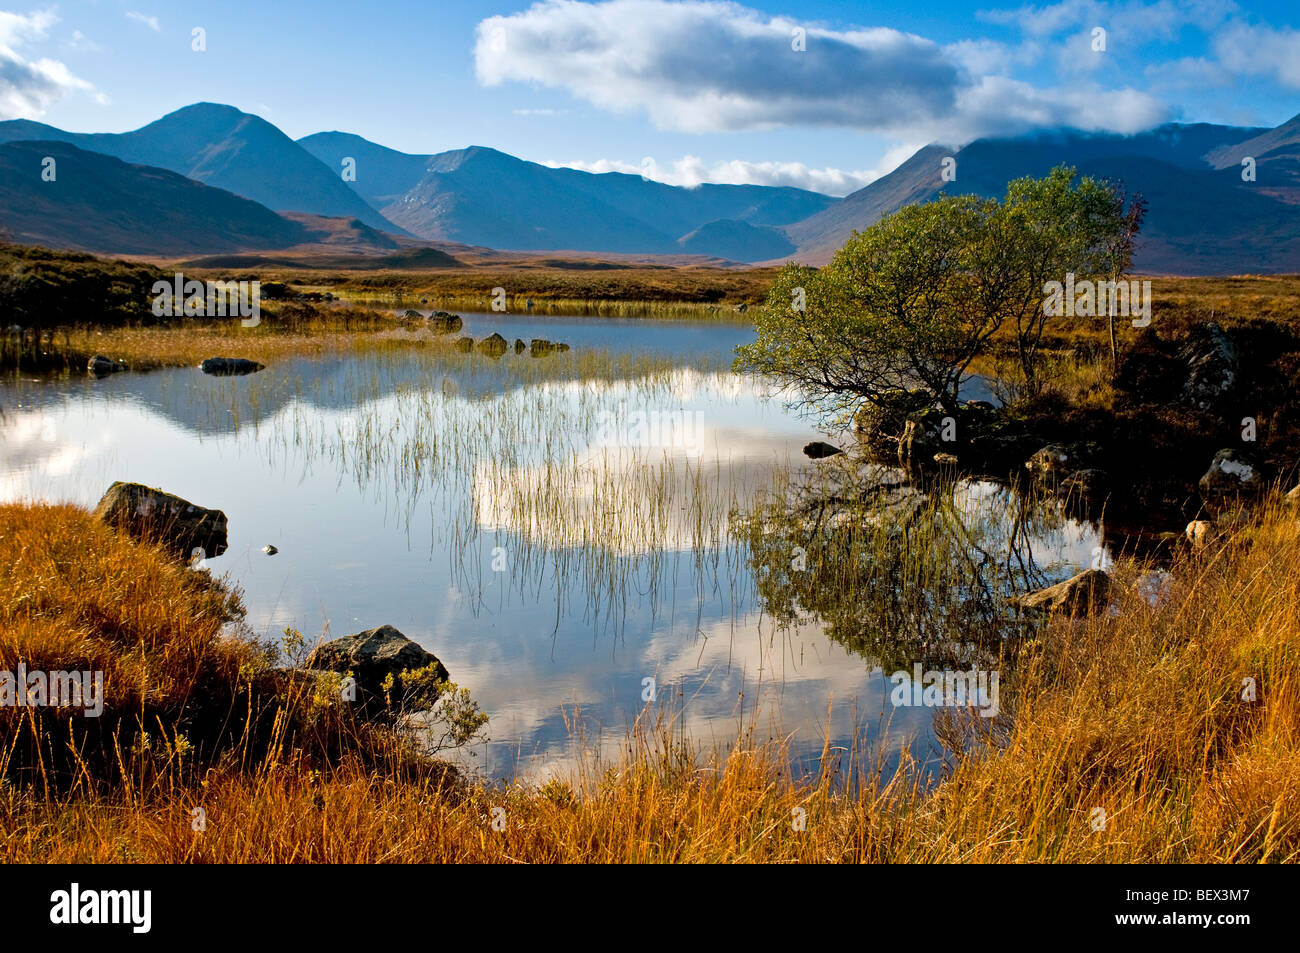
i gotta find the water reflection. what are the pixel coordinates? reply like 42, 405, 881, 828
0, 315, 1099, 780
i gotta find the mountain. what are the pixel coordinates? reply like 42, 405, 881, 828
783, 119, 1298, 274
1204, 113, 1300, 205
0, 141, 404, 256
678, 219, 794, 260
298, 133, 835, 259
0, 104, 401, 234
0, 141, 308, 254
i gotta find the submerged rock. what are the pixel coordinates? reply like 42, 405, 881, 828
200, 357, 265, 376
530, 338, 556, 357
803, 441, 843, 460
514, 338, 526, 354
428, 311, 463, 335
1016, 568, 1111, 617
87, 355, 126, 377
306, 625, 449, 713
477, 332, 509, 359
454, 336, 474, 353
93, 481, 228, 558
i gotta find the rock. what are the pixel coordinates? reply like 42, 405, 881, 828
1179, 322, 1238, 411
477, 332, 509, 359
200, 357, 265, 376
1016, 568, 1111, 617
530, 338, 556, 357
428, 311, 462, 335
1060, 468, 1109, 503
454, 336, 474, 353
87, 355, 126, 377
514, 338, 526, 354
306, 625, 449, 712
1185, 520, 1214, 548
402, 309, 423, 319
1286, 485, 1300, 507
1025, 444, 1075, 485
93, 482, 228, 557
262, 544, 279, 556
556, 342, 571, 352
803, 441, 843, 460
932, 452, 959, 467
1198, 448, 1261, 498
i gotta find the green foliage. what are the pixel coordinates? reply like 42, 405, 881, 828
735, 167, 1143, 421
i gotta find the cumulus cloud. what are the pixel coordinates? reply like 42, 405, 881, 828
1212, 22, 1300, 87
0, 10, 102, 119
125, 11, 161, 33
476, 0, 961, 136
474, 0, 1176, 143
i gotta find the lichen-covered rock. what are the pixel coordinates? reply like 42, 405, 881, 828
1198, 448, 1261, 498
1180, 322, 1238, 411
93, 482, 228, 558
306, 625, 449, 712
1016, 568, 1111, 616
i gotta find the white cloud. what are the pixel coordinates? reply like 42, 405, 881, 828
0, 10, 102, 119
125, 11, 161, 33
544, 146, 923, 196
474, 0, 1177, 144
1212, 22, 1300, 87
477, 1, 961, 137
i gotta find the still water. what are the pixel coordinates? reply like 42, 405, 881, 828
0, 313, 1100, 780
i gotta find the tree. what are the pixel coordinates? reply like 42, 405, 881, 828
997, 166, 1145, 388
736, 194, 1007, 421
735, 166, 1144, 420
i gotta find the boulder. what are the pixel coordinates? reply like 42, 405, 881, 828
530, 338, 556, 357
92, 482, 228, 557
306, 625, 449, 712
514, 338, 526, 354
477, 332, 509, 359
1016, 568, 1111, 617
87, 355, 125, 377
428, 311, 462, 335
1179, 322, 1238, 411
454, 336, 474, 353
200, 357, 265, 376
803, 441, 843, 460
1198, 448, 1261, 498
1025, 444, 1075, 485
1185, 520, 1215, 548
1060, 468, 1109, 504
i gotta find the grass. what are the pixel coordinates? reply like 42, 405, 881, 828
1, 494, 1296, 862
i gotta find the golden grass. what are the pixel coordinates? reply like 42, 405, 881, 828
0, 494, 1297, 862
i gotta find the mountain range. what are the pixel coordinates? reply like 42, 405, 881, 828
0, 102, 1297, 273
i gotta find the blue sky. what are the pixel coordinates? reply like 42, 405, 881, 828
2, 0, 1298, 195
